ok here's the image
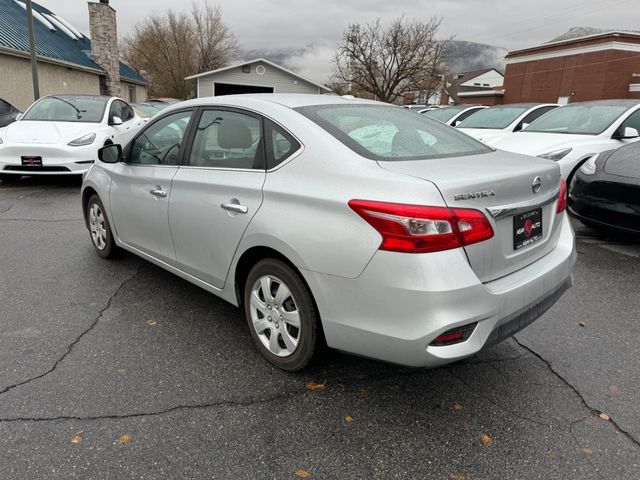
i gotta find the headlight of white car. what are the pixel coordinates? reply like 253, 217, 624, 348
579, 154, 599, 175
538, 148, 572, 161
68, 133, 96, 147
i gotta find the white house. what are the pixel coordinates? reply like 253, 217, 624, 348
186, 58, 332, 97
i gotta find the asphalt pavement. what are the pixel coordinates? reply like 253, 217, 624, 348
0, 176, 639, 479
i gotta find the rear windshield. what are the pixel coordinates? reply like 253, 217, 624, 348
23, 96, 107, 123
457, 106, 529, 129
296, 104, 491, 161
423, 106, 467, 123
523, 105, 628, 135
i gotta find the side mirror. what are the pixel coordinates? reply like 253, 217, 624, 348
15, 113, 23, 121
521, 123, 530, 130
98, 144, 122, 163
276, 138, 291, 154
111, 116, 123, 126
623, 127, 639, 139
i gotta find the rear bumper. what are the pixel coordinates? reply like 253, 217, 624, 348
0, 144, 96, 176
302, 213, 576, 367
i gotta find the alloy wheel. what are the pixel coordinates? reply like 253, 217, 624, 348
249, 275, 301, 357
89, 203, 107, 251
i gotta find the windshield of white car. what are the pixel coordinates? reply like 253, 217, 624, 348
523, 105, 628, 135
22, 96, 108, 123
296, 104, 492, 161
423, 106, 467, 123
457, 106, 529, 129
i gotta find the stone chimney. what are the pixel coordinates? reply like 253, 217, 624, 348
88, 0, 121, 97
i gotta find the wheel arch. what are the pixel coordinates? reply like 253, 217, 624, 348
81, 186, 99, 228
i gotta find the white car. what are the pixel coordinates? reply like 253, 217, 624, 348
457, 103, 559, 145
0, 95, 144, 181
81, 94, 575, 371
422, 105, 487, 126
492, 100, 640, 180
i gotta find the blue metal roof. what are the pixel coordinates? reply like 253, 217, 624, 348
0, 0, 147, 84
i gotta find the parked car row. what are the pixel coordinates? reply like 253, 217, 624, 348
425, 100, 640, 235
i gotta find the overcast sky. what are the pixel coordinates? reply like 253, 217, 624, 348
36, 0, 640, 82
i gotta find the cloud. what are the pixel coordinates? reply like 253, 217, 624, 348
36, 0, 640, 57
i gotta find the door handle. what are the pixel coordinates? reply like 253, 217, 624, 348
221, 202, 248, 214
150, 186, 167, 198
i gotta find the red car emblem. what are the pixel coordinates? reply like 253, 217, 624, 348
524, 219, 533, 237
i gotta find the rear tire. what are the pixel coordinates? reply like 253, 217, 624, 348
86, 194, 121, 259
244, 259, 319, 371
0, 174, 21, 183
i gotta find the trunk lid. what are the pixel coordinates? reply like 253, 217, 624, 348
378, 150, 563, 282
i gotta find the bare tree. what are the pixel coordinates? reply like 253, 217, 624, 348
332, 16, 450, 104
123, 1, 237, 99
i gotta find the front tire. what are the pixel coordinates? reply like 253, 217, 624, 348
86, 194, 120, 259
244, 259, 319, 371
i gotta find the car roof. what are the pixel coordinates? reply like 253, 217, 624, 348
562, 99, 640, 108
173, 93, 385, 111
488, 103, 550, 108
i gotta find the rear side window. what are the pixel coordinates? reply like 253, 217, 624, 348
516, 106, 557, 131
265, 119, 301, 169
296, 104, 490, 161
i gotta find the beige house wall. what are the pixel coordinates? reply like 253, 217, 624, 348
120, 82, 148, 103
0, 53, 101, 111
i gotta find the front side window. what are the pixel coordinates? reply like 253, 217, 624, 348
457, 106, 529, 129
188, 110, 264, 169
22, 96, 107, 123
620, 109, 640, 134
128, 110, 193, 165
524, 105, 629, 135
296, 104, 490, 161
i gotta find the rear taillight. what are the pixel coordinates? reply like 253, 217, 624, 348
556, 179, 567, 213
430, 322, 478, 346
348, 200, 494, 253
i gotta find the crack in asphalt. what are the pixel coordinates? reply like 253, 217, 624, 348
514, 337, 640, 450
0, 264, 144, 398
0, 389, 302, 423
0, 218, 82, 223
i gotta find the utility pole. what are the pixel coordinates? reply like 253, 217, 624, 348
25, 0, 40, 100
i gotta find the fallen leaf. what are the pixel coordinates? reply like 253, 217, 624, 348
116, 368, 127, 376
89, 303, 97, 308
146, 319, 157, 326
305, 381, 325, 392
480, 434, 493, 445
359, 388, 369, 398
344, 415, 353, 423
599, 412, 610, 421
295, 470, 310, 478
578, 321, 586, 327
609, 385, 620, 393
461, 420, 472, 428
449, 473, 466, 480
116, 434, 132, 445
389, 384, 401, 393
453, 402, 464, 412
70, 429, 85, 445
581, 447, 593, 455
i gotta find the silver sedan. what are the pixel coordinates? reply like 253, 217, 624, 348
81, 94, 576, 371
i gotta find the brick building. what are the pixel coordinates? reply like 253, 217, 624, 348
503, 31, 640, 104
